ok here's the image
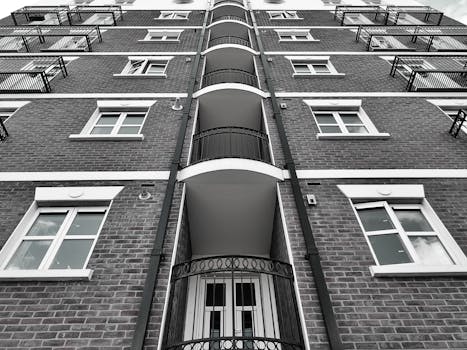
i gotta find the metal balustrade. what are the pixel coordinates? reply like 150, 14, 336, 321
334, 5, 386, 26
67, 6, 123, 26
191, 127, 271, 164
214, 0, 245, 6
0, 119, 8, 141
212, 15, 248, 24
208, 36, 251, 48
385, 6, 443, 26
162, 255, 304, 350
202, 69, 258, 88
11, 6, 70, 26
0, 56, 67, 93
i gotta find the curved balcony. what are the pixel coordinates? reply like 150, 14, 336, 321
202, 69, 258, 88
191, 127, 270, 164
163, 255, 304, 350
208, 36, 251, 48
212, 15, 248, 24
214, 0, 245, 6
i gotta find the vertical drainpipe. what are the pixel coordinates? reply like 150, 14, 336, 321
130, 8, 210, 350
246, 3, 344, 350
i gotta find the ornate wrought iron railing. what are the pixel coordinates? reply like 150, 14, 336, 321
163, 255, 304, 350
211, 15, 248, 24
208, 36, 251, 48
202, 69, 258, 88
191, 127, 271, 164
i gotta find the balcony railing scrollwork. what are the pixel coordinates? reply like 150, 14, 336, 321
208, 36, 251, 48
191, 127, 271, 164
162, 255, 304, 350
202, 69, 258, 88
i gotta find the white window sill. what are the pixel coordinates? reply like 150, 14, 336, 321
317, 133, 390, 140
138, 40, 180, 43
69, 134, 144, 141
154, 18, 189, 20
0, 269, 93, 281
270, 18, 304, 20
293, 73, 345, 78
113, 74, 167, 79
370, 264, 467, 277
279, 39, 320, 43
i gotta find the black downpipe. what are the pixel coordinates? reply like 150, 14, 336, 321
247, 5, 344, 350
130, 9, 210, 350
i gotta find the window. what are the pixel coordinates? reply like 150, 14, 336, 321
430, 101, 467, 135
305, 99, 390, 139
338, 184, 467, 276
0, 186, 123, 280
157, 11, 190, 20
0, 109, 16, 123
288, 56, 344, 77
276, 30, 318, 42
116, 56, 172, 77
268, 11, 300, 20
141, 30, 183, 42
322, 0, 343, 5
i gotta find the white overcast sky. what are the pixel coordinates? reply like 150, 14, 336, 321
0, 0, 465, 23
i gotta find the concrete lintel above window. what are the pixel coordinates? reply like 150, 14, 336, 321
337, 184, 425, 200
96, 100, 156, 109
304, 99, 362, 109
35, 186, 124, 203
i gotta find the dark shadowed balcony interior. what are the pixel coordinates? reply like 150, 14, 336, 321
11, 6, 70, 26
208, 21, 251, 49
202, 53, 258, 88
0, 26, 102, 52
192, 91, 270, 163
67, 6, 123, 26
390, 55, 467, 91
211, 3, 248, 25
0, 56, 68, 93
356, 26, 467, 52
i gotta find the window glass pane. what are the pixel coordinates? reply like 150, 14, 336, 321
295, 35, 308, 40
206, 283, 226, 306
410, 236, 453, 265
340, 113, 362, 124
320, 126, 341, 133
91, 126, 113, 135
118, 126, 140, 134
357, 207, 394, 231
123, 115, 145, 125
150, 35, 164, 40
49, 239, 94, 269
293, 64, 310, 73
280, 35, 293, 40
242, 311, 254, 348
27, 213, 66, 236
209, 311, 221, 350
315, 113, 337, 124
368, 234, 412, 265
236, 283, 256, 306
166, 34, 179, 40
6, 240, 51, 270
312, 64, 330, 73
346, 126, 369, 134
68, 212, 104, 235
95, 115, 119, 126
394, 209, 434, 232
145, 63, 166, 74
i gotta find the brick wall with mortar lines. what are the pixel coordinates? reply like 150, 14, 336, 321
49, 55, 194, 93
267, 54, 408, 92
277, 97, 467, 170
0, 179, 174, 350
1, 98, 184, 172
295, 178, 467, 350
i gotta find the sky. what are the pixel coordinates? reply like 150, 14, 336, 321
0, 0, 465, 23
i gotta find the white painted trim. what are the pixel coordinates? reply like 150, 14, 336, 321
285, 55, 330, 61
177, 158, 284, 181
0, 101, 30, 109
370, 264, 467, 277
0, 94, 187, 99
426, 99, 467, 107
35, 186, 124, 202
266, 51, 467, 56
202, 44, 259, 56
291, 169, 467, 179
0, 172, 170, 181
276, 92, 467, 98
337, 184, 425, 199
207, 20, 253, 29
69, 134, 145, 141
96, 100, 157, 108
0, 269, 93, 281
212, 2, 246, 11
192, 84, 270, 99
316, 133, 390, 140
0, 52, 197, 56
104, 26, 203, 29
304, 99, 362, 107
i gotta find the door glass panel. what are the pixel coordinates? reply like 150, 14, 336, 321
368, 234, 412, 265
394, 209, 433, 232
49, 239, 94, 269
26, 213, 66, 236
68, 212, 104, 235
410, 236, 454, 265
209, 311, 221, 350
242, 311, 254, 349
6, 240, 51, 270
357, 207, 394, 231
206, 283, 226, 306
236, 283, 256, 306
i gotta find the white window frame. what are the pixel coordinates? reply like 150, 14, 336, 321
428, 99, 467, 136
338, 184, 467, 277
305, 99, 390, 140
157, 11, 190, 20
140, 29, 183, 42
69, 100, 155, 141
114, 56, 173, 78
268, 11, 301, 20
288, 56, 345, 78
0, 101, 29, 124
0, 186, 123, 281
276, 29, 319, 42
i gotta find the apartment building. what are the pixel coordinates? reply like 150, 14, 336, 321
0, 0, 466, 349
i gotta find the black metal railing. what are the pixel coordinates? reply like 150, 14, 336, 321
212, 15, 248, 24
67, 6, 123, 26
208, 36, 251, 48
162, 255, 304, 350
214, 0, 245, 6
191, 127, 271, 164
11, 6, 70, 26
449, 109, 467, 138
0, 119, 8, 141
202, 69, 258, 88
